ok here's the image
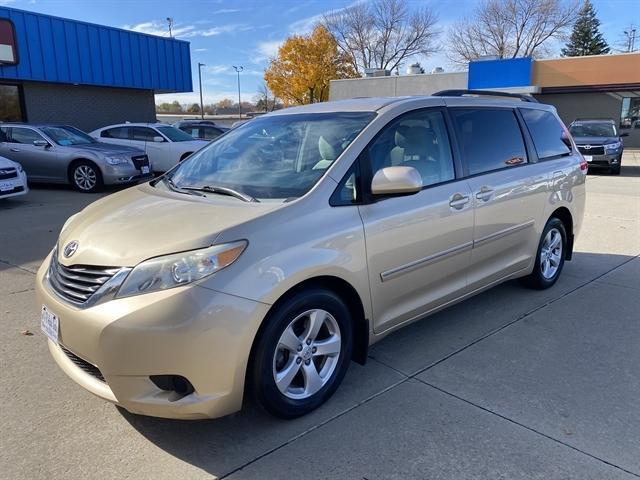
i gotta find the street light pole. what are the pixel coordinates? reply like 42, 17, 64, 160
624, 28, 637, 52
198, 62, 205, 120
233, 65, 243, 119
166, 17, 173, 38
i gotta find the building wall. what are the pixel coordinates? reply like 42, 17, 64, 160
22, 82, 156, 131
329, 72, 467, 101
533, 53, 640, 88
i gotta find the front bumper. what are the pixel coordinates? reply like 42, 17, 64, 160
102, 164, 154, 185
36, 251, 271, 420
0, 170, 28, 199
583, 151, 622, 168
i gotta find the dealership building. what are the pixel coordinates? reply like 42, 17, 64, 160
330, 53, 640, 147
0, 6, 192, 132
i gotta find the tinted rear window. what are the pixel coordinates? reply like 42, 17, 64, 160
451, 108, 527, 175
521, 109, 571, 159
102, 127, 129, 139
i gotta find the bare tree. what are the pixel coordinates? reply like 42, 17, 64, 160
447, 0, 578, 66
322, 0, 439, 74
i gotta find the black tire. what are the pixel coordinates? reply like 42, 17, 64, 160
611, 163, 621, 175
250, 289, 353, 419
70, 160, 103, 193
521, 217, 567, 290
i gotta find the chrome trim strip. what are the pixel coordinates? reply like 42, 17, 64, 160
380, 241, 473, 282
473, 219, 535, 248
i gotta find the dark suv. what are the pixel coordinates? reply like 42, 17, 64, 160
568, 118, 627, 175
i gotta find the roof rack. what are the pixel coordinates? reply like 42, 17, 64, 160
432, 89, 539, 103
572, 117, 614, 122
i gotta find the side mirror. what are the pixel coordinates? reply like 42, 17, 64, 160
153, 136, 165, 143
33, 139, 50, 147
371, 166, 422, 196
619, 132, 629, 137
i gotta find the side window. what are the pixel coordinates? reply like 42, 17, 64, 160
0, 127, 8, 142
451, 109, 527, 175
101, 127, 129, 139
331, 161, 361, 206
132, 127, 158, 142
366, 109, 455, 187
10, 127, 44, 144
521, 109, 571, 159
203, 127, 222, 140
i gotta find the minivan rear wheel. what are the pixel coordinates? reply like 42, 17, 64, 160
250, 289, 353, 418
522, 218, 567, 290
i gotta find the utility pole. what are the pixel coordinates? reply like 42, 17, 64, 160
624, 28, 637, 52
233, 65, 243, 119
166, 18, 174, 38
198, 62, 205, 120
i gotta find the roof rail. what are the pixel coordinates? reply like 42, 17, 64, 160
572, 117, 614, 122
432, 89, 539, 103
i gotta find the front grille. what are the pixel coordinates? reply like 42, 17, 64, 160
48, 252, 120, 305
578, 145, 605, 155
131, 155, 150, 170
0, 185, 23, 196
0, 168, 17, 180
59, 344, 105, 382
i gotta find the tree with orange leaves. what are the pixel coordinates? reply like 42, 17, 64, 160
264, 25, 357, 106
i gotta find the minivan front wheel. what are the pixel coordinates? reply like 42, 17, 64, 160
251, 289, 353, 418
522, 218, 566, 289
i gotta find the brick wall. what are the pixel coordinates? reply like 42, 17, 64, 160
22, 82, 157, 132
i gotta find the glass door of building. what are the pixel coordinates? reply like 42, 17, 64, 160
0, 84, 24, 122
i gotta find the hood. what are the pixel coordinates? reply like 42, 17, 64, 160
572, 136, 618, 146
57, 183, 282, 267
71, 142, 145, 155
0, 155, 19, 169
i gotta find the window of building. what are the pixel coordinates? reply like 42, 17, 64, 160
451, 108, 527, 175
0, 19, 18, 65
620, 97, 640, 129
365, 109, 455, 188
0, 84, 23, 122
521, 108, 571, 159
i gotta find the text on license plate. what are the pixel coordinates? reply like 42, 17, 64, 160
141, 166, 150, 174
0, 181, 15, 191
41, 305, 59, 344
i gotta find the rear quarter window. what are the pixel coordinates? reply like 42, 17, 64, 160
521, 109, 571, 159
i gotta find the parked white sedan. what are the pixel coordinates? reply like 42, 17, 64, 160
89, 123, 208, 173
0, 155, 28, 200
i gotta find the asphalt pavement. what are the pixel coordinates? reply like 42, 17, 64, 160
1, 153, 639, 479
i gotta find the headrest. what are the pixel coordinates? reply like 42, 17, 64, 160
318, 134, 341, 161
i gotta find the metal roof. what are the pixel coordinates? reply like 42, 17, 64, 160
0, 6, 192, 93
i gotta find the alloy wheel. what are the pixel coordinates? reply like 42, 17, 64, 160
272, 309, 341, 400
540, 227, 562, 280
74, 165, 97, 191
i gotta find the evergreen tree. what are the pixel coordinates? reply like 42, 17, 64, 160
562, 0, 610, 56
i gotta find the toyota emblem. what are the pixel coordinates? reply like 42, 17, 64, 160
63, 240, 79, 258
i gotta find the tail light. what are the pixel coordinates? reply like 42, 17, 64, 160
579, 156, 588, 173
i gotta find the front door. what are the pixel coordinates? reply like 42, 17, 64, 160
3, 127, 59, 180
358, 108, 474, 334
449, 107, 548, 290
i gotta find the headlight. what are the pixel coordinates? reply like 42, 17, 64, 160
104, 155, 130, 165
604, 141, 622, 152
16, 163, 23, 172
116, 241, 247, 298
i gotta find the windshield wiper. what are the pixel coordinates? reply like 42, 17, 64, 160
181, 185, 259, 203
163, 177, 205, 196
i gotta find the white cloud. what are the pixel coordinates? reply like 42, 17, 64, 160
205, 64, 264, 77
122, 21, 249, 39
252, 40, 283, 64
194, 48, 208, 52
213, 8, 241, 14
288, 1, 362, 34
0, 0, 16, 5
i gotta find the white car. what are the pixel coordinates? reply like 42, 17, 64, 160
89, 123, 208, 173
0, 155, 28, 200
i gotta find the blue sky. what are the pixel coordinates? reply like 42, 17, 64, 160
3, 0, 638, 105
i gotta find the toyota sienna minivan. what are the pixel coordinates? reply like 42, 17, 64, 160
36, 92, 586, 420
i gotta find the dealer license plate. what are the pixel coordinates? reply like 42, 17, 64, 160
141, 166, 150, 174
584, 155, 593, 162
41, 305, 59, 344
0, 181, 16, 191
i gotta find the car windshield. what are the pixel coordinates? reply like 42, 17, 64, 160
156, 126, 197, 142
164, 112, 375, 201
41, 126, 96, 146
569, 123, 617, 137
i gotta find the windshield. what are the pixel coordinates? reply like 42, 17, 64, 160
569, 123, 617, 138
156, 126, 197, 142
164, 112, 375, 200
41, 126, 96, 146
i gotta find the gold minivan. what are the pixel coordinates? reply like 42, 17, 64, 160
36, 93, 586, 419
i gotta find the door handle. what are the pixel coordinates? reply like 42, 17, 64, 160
10, 148, 20, 152
475, 186, 494, 202
449, 193, 470, 210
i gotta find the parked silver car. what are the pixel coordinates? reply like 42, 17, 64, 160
0, 124, 152, 192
